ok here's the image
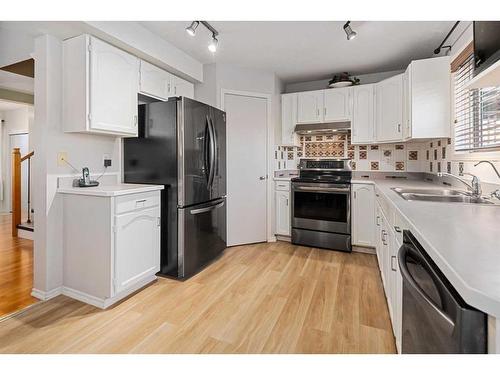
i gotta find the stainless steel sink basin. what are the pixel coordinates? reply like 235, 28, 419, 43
391, 187, 496, 205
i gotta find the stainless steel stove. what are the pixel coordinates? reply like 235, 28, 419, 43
291, 158, 352, 252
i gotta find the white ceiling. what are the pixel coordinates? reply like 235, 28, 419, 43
0, 99, 31, 111
140, 21, 463, 83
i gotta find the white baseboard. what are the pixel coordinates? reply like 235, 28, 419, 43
31, 286, 63, 301
18, 228, 33, 240
62, 274, 157, 309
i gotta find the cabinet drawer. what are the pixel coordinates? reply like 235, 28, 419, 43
275, 181, 291, 191
115, 191, 160, 214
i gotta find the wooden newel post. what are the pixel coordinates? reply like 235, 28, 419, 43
12, 148, 21, 237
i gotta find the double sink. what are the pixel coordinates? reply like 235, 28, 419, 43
392, 187, 496, 205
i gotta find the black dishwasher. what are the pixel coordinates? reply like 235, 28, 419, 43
398, 231, 487, 354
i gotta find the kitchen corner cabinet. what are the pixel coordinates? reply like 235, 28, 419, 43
61, 190, 161, 309
139, 60, 194, 101
351, 183, 375, 247
63, 34, 140, 137
351, 84, 375, 144
275, 181, 291, 236
281, 93, 299, 145
405, 56, 451, 139
171, 75, 195, 99
376, 74, 403, 143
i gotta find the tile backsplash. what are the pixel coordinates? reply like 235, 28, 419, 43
275, 133, 425, 172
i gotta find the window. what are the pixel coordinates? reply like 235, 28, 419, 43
453, 43, 500, 152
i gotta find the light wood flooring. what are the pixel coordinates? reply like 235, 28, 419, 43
0, 214, 37, 318
0, 241, 396, 353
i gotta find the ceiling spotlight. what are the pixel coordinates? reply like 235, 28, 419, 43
186, 21, 199, 36
343, 21, 357, 41
208, 34, 218, 53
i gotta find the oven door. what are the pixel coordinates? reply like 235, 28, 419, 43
292, 182, 350, 234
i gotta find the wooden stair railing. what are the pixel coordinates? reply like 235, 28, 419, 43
12, 148, 34, 237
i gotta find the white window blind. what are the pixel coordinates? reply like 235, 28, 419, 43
454, 52, 500, 152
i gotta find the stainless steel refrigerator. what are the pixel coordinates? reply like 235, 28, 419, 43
123, 97, 227, 279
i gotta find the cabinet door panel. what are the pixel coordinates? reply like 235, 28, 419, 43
90, 37, 139, 135
352, 184, 375, 247
114, 207, 160, 294
297, 91, 323, 123
376, 74, 403, 142
275, 191, 291, 236
140, 60, 171, 100
281, 93, 298, 145
352, 85, 375, 144
172, 75, 194, 99
324, 87, 351, 122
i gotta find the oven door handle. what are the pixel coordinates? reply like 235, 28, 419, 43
293, 186, 350, 193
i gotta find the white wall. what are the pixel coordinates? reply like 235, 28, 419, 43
0, 26, 34, 68
284, 69, 404, 93
0, 106, 33, 213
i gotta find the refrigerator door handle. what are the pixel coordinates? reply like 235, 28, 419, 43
189, 199, 225, 215
204, 116, 211, 183
207, 115, 216, 189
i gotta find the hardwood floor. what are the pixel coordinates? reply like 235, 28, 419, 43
0, 214, 37, 318
0, 241, 396, 354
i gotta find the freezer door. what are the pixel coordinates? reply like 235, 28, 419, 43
178, 197, 227, 278
179, 98, 214, 207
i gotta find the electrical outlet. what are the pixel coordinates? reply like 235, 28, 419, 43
103, 154, 112, 168
57, 152, 68, 166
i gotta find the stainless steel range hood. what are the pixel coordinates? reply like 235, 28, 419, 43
294, 121, 351, 135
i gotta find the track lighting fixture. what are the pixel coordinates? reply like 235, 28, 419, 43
185, 21, 220, 53
185, 21, 199, 36
343, 21, 357, 41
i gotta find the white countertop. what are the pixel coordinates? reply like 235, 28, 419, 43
58, 183, 164, 197
274, 177, 294, 181
352, 178, 500, 318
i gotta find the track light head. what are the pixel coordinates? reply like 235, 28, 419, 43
343, 21, 357, 41
208, 34, 218, 53
186, 21, 199, 36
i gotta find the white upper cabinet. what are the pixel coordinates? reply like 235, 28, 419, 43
376, 74, 403, 143
406, 56, 451, 139
63, 34, 139, 137
351, 84, 375, 144
324, 87, 352, 122
281, 93, 298, 145
171, 75, 195, 99
139, 60, 172, 100
297, 90, 324, 123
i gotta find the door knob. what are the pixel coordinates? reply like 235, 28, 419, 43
259, 176, 266, 180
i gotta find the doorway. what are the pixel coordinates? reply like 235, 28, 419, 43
9, 133, 29, 218
222, 90, 270, 246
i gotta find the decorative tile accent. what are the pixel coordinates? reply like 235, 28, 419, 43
430, 162, 433, 172
395, 161, 405, 171
347, 144, 355, 151
359, 150, 367, 159
408, 151, 418, 160
437, 162, 441, 173
430, 142, 433, 148
426, 150, 429, 160
325, 135, 333, 140
447, 161, 452, 174
395, 144, 405, 150
359, 145, 367, 150
433, 149, 438, 161
383, 149, 392, 157
437, 140, 441, 147
300, 136, 304, 141
351, 161, 356, 170
442, 147, 446, 159
370, 145, 379, 150
315, 135, 323, 141
459, 162, 464, 176
287, 152, 294, 160
370, 161, 379, 170
448, 138, 452, 145
305, 136, 312, 141
347, 150, 355, 159
297, 151, 303, 157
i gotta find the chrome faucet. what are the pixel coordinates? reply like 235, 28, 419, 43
437, 172, 482, 197
474, 160, 500, 200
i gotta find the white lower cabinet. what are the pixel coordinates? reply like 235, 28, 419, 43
351, 183, 375, 247
275, 181, 291, 236
61, 189, 161, 309
374, 189, 404, 353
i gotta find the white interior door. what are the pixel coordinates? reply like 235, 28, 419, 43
9, 133, 29, 216
224, 92, 268, 246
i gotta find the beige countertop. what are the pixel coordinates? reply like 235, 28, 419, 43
352, 178, 500, 318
